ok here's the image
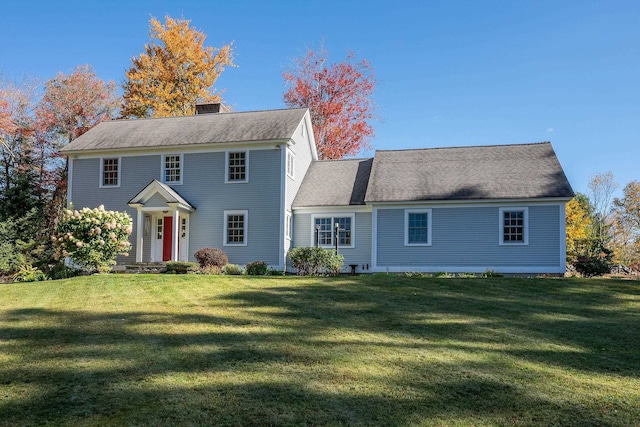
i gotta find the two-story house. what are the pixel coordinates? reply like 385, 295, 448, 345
61, 104, 574, 275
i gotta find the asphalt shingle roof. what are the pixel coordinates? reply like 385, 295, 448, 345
364, 142, 574, 203
293, 158, 373, 207
61, 108, 308, 153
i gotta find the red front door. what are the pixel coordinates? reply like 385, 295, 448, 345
162, 216, 173, 261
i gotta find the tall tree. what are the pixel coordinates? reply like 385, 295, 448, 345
611, 181, 640, 265
587, 171, 618, 244
566, 193, 593, 264
37, 65, 119, 147
122, 16, 234, 118
0, 80, 38, 196
36, 65, 119, 225
283, 45, 376, 159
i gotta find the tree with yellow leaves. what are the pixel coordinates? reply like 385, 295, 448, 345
566, 193, 593, 264
122, 16, 234, 118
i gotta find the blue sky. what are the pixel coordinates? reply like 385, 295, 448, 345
2, 0, 639, 195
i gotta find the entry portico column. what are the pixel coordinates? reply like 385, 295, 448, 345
135, 207, 144, 263
172, 209, 180, 261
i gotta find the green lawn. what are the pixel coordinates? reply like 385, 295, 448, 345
1, 275, 638, 426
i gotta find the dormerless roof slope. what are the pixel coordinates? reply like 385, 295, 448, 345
364, 142, 574, 203
61, 108, 308, 153
293, 158, 373, 207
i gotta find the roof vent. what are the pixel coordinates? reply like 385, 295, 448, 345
195, 103, 231, 114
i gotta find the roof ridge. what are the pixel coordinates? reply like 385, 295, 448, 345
375, 141, 551, 153
103, 107, 308, 124
313, 157, 374, 163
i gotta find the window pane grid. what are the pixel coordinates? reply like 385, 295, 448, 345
102, 158, 118, 186
315, 217, 352, 246
408, 212, 428, 244
336, 217, 351, 245
227, 215, 245, 243
503, 211, 524, 242
287, 152, 294, 177
315, 218, 332, 246
228, 152, 246, 181
164, 155, 181, 183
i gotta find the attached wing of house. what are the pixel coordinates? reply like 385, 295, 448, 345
62, 105, 573, 274
293, 142, 574, 275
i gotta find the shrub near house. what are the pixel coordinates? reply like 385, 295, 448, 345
53, 205, 132, 273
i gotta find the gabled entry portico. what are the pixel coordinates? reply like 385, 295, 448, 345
128, 180, 195, 263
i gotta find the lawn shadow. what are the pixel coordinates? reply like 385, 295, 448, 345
0, 277, 638, 426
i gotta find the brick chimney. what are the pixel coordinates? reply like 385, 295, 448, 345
195, 103, 231, 114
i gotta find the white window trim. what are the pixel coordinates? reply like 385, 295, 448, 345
404, 208, 432, 246
285, 211, 292, 240
224, 210, 248, 247
499, 207, 529, 245
161, 153, 183, 185
225, 150, 249, 183
310, 213, 356, 249
99, 157, 121, 188
286, 149, 295, 179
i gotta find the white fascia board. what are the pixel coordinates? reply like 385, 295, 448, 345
369, 199, 572, 209
293, 205, 372, 214
65, 139, 289, 159
303, 110, 319, 161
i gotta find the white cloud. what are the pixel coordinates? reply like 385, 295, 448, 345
546, 127, 554, 133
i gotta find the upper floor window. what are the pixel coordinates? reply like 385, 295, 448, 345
313, 214, 354, 248
163, 154, 182, 184
499, 207, 528, 245
100, 157, 120, 187
404, 209, 432, 246
226, 151, 248, 183
286, 150, 295, 179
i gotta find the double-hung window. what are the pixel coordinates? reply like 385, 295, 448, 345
286, 150, 295, 179
224, 210, 248, 246
404, 209, 432, 246
100, 157, 120, 187
499, 207, 528, 245
226, 151, 248, 182
313, 215, 354, 248
285, 212, 292, 240
163, 154, 182, 184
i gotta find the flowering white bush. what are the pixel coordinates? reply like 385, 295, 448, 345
53, 205, 133, 273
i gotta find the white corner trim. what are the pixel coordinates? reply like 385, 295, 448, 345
67, 158, 74, 208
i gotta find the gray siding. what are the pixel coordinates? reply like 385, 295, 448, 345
70, 155, 160, 264
181, 149, 281, 265
375, 205, 562, 271
70, 149, 283, 266
292, 211, 372, 272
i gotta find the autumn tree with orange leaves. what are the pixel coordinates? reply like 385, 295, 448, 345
36, 65, 120, 227
122, 16, 234, 118
283, 46, 376, 159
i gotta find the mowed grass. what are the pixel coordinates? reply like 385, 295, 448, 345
0, 275, 638, 426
